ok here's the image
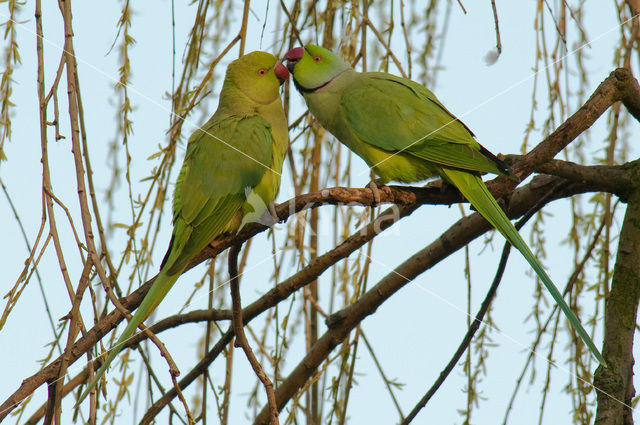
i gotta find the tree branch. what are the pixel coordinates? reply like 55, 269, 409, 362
594, 187, 640, 425
493, 67, 640, 197
229, 244, 279, 424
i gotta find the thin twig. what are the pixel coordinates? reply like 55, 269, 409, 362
228, 244, 279, 425
363, 17, 407, 78
220, 339, 234, 425
279, 0, 304, 47
456, 0, 467, 14
542, 0, 568, 45
399, 0, 412, 78
238, 0, 251, 56
490, 0, 502, 54
171, 374, 195, 425
50, 260, 93, 423
360, 331, 404, 420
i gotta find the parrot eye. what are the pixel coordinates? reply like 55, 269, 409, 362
313, 55, 322, 62
257, 68, 267, 76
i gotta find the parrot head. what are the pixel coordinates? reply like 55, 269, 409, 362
225, 51, 290, 104
282, 45, 351, 92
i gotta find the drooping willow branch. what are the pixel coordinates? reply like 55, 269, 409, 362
228, 243, 279, 425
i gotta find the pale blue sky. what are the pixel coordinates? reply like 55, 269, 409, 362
0, 1, 637, 424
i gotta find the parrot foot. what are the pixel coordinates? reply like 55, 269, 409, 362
365, 177, 386, 206
438, 178, 456, 194
267, 202, 279, 223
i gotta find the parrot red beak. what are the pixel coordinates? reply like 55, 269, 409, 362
274, 62, 289, 85
283, 47, 304, 72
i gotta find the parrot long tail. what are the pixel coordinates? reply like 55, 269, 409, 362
78, 268, 181, 403
440, 167, 606, 366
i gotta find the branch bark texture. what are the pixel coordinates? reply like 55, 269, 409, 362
594, 188, 640, 425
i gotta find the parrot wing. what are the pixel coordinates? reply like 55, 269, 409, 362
340, 73, 510, 176
164, 113, 275, 275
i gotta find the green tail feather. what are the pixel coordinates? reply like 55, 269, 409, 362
77, 269, 181, 403
441, 168, 606, 366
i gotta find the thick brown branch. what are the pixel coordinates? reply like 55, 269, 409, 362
493, 67, 640, 196
503, 156, 634, 201
594, 189, 640, 425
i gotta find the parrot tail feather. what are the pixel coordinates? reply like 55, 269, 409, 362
440, 167, 606, 366
77, 269, 181, 403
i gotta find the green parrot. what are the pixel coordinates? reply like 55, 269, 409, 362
79, 51, 290, 402
283, 45, 605, 365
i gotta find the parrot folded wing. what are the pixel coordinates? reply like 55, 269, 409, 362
340, 74, 509, 176
164, 114, 274, 275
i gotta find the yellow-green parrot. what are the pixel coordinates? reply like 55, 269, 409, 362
79, 51, 290, 402
283, 45, 605, 364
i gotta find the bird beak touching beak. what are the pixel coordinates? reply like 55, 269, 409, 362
283, 47, 304, 72
274, 62, 290, 85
